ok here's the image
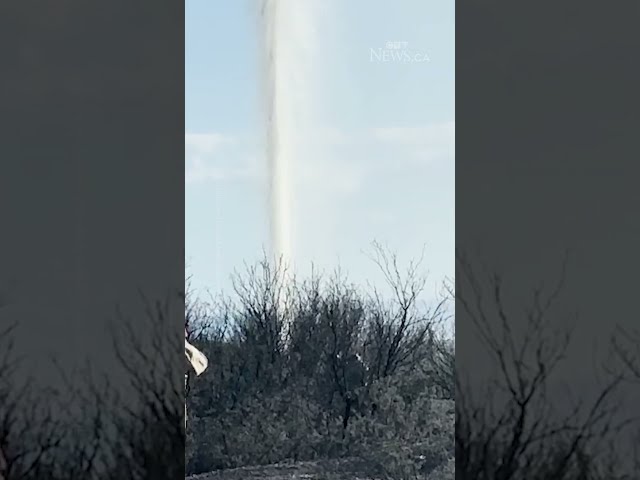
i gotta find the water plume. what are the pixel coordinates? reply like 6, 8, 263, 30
260, 0, 319, 271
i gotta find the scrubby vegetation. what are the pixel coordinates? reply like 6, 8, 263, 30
186, 247, 455, 479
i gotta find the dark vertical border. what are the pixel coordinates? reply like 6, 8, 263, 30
0, 2, 185, 478
457, 2, 640, 477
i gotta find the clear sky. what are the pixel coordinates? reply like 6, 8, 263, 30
186, 0, 454, 303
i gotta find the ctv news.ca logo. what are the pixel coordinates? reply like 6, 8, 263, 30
370, 41, 430, 64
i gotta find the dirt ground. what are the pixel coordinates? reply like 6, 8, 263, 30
186, 458, 380, 480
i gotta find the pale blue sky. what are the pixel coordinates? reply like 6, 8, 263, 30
186, 0, 454, 302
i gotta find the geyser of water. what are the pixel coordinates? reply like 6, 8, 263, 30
261, 0, 318, 270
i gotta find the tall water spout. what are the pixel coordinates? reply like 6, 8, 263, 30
260, 0, 318, 270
